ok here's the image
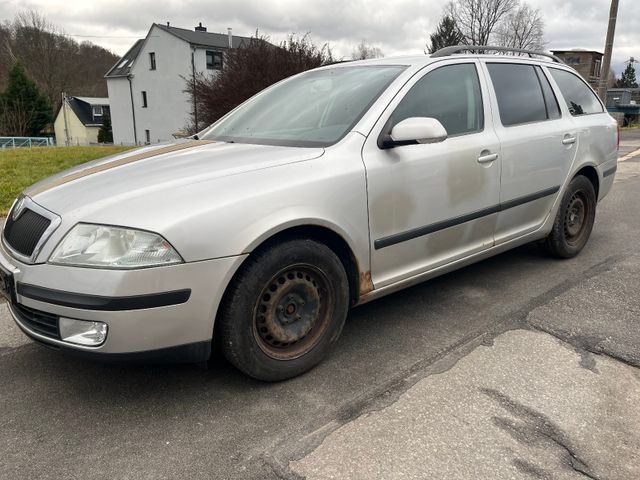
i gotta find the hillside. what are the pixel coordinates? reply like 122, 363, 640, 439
0, 12, 119, 110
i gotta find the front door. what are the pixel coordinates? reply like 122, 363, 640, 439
362, 61, 501, 288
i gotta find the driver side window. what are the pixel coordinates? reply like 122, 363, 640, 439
392, 63, 484, 137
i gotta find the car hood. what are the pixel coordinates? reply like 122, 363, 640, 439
26, 140, 324, 216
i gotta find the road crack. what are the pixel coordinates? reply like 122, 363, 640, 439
482, 388, 601, 480
528, 324, 640, 371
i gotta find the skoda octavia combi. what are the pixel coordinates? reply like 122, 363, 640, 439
0, 46, 618, 380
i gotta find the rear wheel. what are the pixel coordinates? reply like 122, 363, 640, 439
542, 175, 596, 258
216, 238, 349, 381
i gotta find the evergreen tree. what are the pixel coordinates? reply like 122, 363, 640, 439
0, 62, 52, 136
98, 111, 113, 143
426, 15, 465, 54
615, 63, 639, 88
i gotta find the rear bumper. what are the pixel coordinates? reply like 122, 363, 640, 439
597, 159, 617, 202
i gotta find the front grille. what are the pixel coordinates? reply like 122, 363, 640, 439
12, 303, 60, 339
3, 208, 51, 257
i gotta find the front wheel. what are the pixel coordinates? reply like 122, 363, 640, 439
542, 175, 597, 258
216, 238, 349, 381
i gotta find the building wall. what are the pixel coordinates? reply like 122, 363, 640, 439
108, 26, 229, 145
53, 103, 99, 146
107, 77, 136, 145
130, 26, 193, 143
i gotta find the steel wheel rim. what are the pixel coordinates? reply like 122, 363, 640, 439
252, 264, 334, 360
564, 191, 589, 245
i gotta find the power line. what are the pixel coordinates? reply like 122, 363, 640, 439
62, 33, 143, 38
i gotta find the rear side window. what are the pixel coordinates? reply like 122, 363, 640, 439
487, 63, 555, 126
549, 68, 604, 116
392, 63, 484, 136
535, 67, 561, 120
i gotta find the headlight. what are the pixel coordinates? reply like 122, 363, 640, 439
49, 224, 183, 269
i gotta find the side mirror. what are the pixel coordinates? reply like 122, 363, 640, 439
381, 117, 448, 148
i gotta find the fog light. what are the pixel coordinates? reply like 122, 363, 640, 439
59, 318, 108, 346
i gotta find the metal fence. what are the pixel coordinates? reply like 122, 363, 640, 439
0, 137, 55, 149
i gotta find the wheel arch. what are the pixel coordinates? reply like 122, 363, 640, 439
254, 225, 364, 306
214, 223, 367, 343
573, 165, 600, 199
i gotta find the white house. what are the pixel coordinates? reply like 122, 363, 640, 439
53, 96, 110, 146
105, 23, 251, 145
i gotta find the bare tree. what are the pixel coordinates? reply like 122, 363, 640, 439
351, 40, 384, 60
185, 32, 333, 130
495, 4, 545, 51
11, 10, 72, 103
446, 0, 519, 46
0, 96, 31, 136
0, 21, 15, 87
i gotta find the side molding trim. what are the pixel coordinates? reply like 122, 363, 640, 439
374, 185, 560, 250
603, 165, 617, 178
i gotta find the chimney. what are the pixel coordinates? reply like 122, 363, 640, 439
195, 22, 207, 32
166, 21, 170, 27
228, 27, 233, 48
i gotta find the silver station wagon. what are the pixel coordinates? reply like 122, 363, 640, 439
0, 46, 618, 380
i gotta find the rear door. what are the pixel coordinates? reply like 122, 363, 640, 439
481, 61, 577, 244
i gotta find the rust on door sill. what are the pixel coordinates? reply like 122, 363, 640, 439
359, 271, 374, 296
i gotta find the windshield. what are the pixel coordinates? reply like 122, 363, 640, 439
201, 66, 405, 148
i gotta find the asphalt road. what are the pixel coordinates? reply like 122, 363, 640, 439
618, 127, 640, 158
1, 140, 640, 479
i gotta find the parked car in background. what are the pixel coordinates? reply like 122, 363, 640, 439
0, 46, 618, 381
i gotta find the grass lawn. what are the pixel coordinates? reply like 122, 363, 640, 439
0, 145, 135, 216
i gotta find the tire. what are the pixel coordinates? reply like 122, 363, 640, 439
542, 175, 597, 259
216, 238, 349, 381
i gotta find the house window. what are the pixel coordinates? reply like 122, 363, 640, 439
92, 106, 103, 117
206, 51, 223, 70
593, 59, 602, 78
149, 52, 156, 70
142, 91, 148, 108
566, 56, 581, 65
145, 129, 150, 144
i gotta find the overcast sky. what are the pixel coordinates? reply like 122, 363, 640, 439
2, 0, 639, 75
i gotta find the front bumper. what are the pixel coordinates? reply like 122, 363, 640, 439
0, 239, 246, 361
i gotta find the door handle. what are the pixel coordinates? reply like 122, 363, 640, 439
477, 152, 498, 164
562, 136, 577, 145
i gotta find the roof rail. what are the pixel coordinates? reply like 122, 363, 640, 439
431, 45, 564, 64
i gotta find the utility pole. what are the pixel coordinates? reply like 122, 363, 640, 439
61, 92, 70, 146
598, 0, 620, 101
